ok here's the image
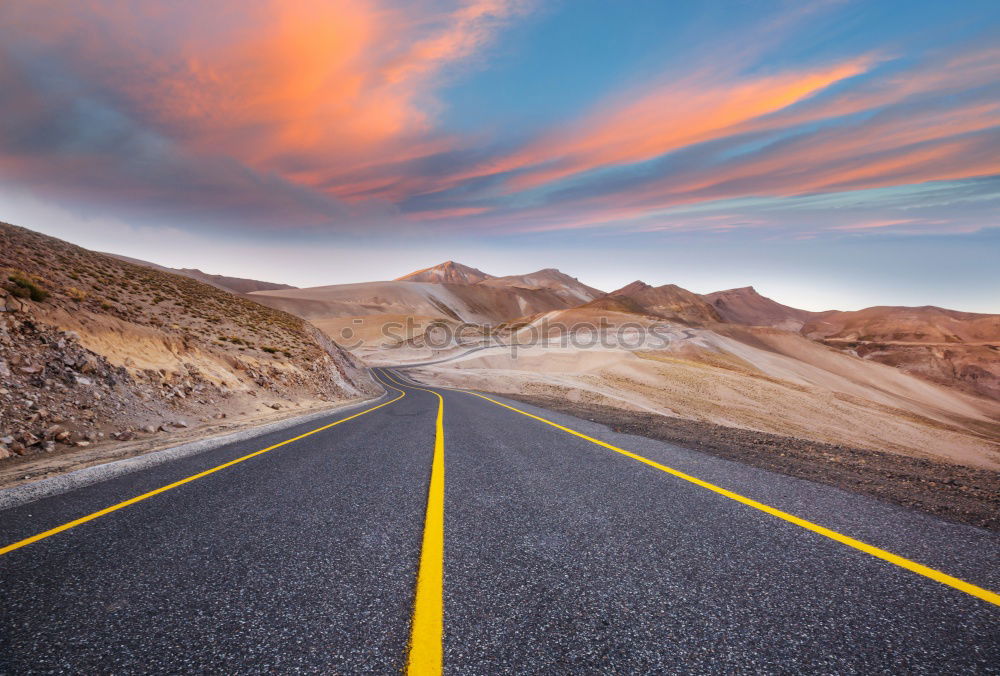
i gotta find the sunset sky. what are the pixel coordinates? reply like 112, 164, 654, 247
1, 0, 998, 311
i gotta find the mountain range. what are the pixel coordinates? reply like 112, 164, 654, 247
3, 227, 997, 474
245, 260, 999, 400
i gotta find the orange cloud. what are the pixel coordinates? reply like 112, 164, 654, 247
506, 58, 875, 191
0, 0, 524, 200
425, 57, 875, 194
418, 44, 999, 209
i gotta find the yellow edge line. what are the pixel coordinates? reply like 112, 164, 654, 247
0, 373, 406, 557
445, 386, 1000, 607
381, 369, 445, 675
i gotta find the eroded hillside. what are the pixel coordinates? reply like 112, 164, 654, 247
0, 222, 378, 463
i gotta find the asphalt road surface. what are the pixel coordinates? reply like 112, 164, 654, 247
1, 368, 998, 673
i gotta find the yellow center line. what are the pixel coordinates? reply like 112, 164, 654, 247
430, 382, 1000, 608
0, 373, 406, 557
380, 369, 445, 675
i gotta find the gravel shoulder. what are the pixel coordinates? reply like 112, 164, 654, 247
0, 398, 373, 492
498, 394, 1000, 532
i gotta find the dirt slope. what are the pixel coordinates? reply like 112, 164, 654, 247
387, 305, 1000, 469
106, 253, 295, 294
479, 268, 604, 303
701, 286, 819, 330
803, 305, 1000, 343
801, 306, 1000, 398
249, 280, 582, 341
586, 281, 722, 325
0, 222, 378, 463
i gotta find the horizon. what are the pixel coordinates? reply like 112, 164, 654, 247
9, 220, 991, 315
2, 1, 998, 312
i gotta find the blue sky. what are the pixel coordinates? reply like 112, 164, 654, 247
0, 0, 997, 310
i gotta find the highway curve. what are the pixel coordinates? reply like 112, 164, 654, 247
0, 368, 997, 672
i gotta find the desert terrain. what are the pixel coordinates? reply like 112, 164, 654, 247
0, 223, 378, 478
2, 230, 998, 512
248, 260, 1000, 471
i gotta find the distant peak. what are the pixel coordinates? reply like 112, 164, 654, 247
519, 267, 566, 278
395, 261, 494, 284
610, 280, 652, 296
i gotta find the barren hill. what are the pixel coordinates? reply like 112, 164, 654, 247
589, 281, 722, 325
176, 269, 297, 294
0, 222, 377, 464
479, 268, 604, 303
106, 254, 295, 294
702, 286, 818, 330
402, 310, 1000, 470
395, 261, 493, 285
802, 305, 1000, 343
249, 265, 607, 350
801, 305, 1000, 398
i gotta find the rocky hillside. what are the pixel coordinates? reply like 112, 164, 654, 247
0, 222, 378, 462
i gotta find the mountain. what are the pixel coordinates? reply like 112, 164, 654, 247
701, 286, 818, 330
0, 222, 376, 461
801, 306, 1000, 343
248, 280, 576, 354
253, 263, 609, 351
395, 261, 494, 285
691, 287, 1000, 398
801, 306, 1000, 399
589, 281, 722, 325
174, 269, 296, 294
105, 254, 296, 295
479, 268, 604, 303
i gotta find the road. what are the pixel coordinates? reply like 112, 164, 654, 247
1, 368, 998, 672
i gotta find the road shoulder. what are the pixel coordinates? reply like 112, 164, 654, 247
0, 394, 386, 510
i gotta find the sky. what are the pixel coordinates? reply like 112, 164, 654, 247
1, 0, 998, 312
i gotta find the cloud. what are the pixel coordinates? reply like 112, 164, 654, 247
429, 44, 1000, 233
0, 1, 997, 239
441, 57, 877, 193
0, 0, 526, 225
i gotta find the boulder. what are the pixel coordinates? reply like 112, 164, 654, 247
43, 424, 70, 442
78, 355, 101, 374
